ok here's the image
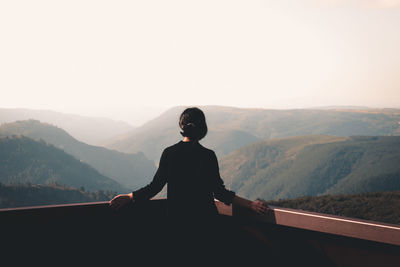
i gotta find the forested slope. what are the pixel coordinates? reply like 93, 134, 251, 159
0, 136, 128, 192
0, 120, 156, 190
219, 135, 400, 200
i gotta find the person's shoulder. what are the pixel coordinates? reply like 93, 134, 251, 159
197, 143, 216, 156
163, 141, 184, 153
161, 143, 175, 152
165, 141, 216, 156
158, 143, 179, 161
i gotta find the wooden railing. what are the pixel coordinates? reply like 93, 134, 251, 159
216, 201, 400, 246
1, 200, 399, 266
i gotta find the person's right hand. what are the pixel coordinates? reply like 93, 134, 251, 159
250, 200, 270, 215
109, 193, 133, 210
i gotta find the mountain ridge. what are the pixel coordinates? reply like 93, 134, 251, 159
0, 108, 135, 145
0, 120, 156, 190
0, 135, 128, 192
105, 106, 400, 161
219, 135, 400, 200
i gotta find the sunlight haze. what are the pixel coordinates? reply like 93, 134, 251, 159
1, 0, 399, 124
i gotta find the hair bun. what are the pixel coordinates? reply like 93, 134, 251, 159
183, 123, 195, 132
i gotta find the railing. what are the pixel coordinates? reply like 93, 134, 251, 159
1, 200, 400, 266
229, 202, 400, 246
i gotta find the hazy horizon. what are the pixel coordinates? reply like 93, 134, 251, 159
2, 103, 399, 127
1, 1, 400, 125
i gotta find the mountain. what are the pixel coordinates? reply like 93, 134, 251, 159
219, 135, 400, 200
264, 191, 400, 225
105, 106, 400, 161
0, 120, 156, 190
0, 135, 127, 192
0, 183, 115, 209
0, 108, 134, 145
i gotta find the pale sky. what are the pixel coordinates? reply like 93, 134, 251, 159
1, 0, 399, 125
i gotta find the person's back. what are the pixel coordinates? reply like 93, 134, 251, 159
164, 140, 234, 217
132, 139, 235, 218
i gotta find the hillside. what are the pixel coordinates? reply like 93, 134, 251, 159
219, 135, 400, 200
0, 183, 115, 209
0, 135, 128, 192
0, 108, 134, 145
264, 191, 400, 225
105, 106, 400, 161
0, 120, 156, 190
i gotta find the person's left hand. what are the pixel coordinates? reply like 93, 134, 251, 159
250, 200, 270, 215
109, 193, 133, 210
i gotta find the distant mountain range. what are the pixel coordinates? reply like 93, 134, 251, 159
0, 120, 156, 190
0, 108, 135, 145
1, 105, 400, 210
0, 135, 127, 192
105, 106, 400, 161
219, 135, 400, 200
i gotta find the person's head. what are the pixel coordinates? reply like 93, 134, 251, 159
179, 107, 208, 141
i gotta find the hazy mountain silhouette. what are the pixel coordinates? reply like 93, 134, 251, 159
0, 120, 156, 190
219, 135, 400, 200
0, 135, 127, 192
105, 106, 400, 161
0, 108, 134, 145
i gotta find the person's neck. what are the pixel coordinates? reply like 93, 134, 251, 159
183, 137, 191, 142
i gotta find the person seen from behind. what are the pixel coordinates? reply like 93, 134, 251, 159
110, 107, 269, 215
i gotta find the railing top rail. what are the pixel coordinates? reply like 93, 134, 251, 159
0, 201, 109, 212
240, 204, 400, 246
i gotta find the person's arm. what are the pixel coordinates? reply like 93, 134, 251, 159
110, 149, 168, 210
210, 151, 236, 205
209, 151, 269, 215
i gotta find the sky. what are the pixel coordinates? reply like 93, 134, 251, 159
1, 0, 400, 125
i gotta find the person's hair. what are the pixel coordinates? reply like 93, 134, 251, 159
179, 107, 208, 141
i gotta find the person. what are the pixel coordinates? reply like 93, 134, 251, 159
109, 107, 269, 263
110, 107, 268, 215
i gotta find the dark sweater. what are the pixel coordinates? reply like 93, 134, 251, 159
133, 141, 235, 217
